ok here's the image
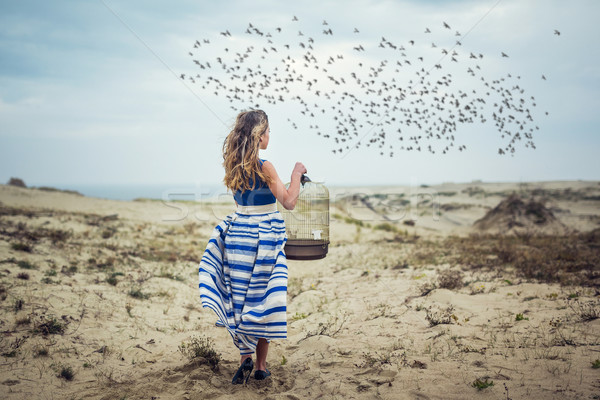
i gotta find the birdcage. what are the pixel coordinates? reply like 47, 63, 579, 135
278, 175, 329, 260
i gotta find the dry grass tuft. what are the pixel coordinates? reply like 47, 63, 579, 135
178, 336, 221, 371
425, 305, 455, 327
34, 315, 66, 335
437, 269, 464, 290
568, 299, 599, 322
59, 365, 75, 381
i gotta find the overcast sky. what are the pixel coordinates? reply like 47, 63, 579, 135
1, 0, 598, 188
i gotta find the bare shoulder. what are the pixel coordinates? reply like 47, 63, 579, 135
262, 160, 277, 174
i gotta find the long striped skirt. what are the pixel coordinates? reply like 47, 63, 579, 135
198, 208, 288, 355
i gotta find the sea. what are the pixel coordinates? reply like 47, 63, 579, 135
37, 183, 231, 202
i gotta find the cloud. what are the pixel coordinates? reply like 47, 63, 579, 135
0, 0, 599, 186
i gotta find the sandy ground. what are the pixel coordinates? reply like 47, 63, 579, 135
0, 181, 599, 399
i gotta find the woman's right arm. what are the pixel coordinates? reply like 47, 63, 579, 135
262, 161, 307, 210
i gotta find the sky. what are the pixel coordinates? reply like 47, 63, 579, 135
1, 0, 599, 189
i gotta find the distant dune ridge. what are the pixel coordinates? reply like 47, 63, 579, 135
473, 193, 573, 235
6, 177, 83, 196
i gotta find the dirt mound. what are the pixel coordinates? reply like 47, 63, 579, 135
473, 193, 573, 235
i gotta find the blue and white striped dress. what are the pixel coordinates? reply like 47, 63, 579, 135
198, 165, 288, 355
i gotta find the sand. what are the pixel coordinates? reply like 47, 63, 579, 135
0, 181, 599, 399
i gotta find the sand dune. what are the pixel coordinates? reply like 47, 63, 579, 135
0, 181, 599, 399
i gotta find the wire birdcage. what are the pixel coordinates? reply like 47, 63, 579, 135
278, 175, 329, 260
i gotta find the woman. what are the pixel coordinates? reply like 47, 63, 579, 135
198, 109, 306, 384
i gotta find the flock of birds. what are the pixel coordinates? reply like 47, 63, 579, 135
182, 17, 559, 156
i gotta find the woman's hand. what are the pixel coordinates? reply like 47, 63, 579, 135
292, 162, 307, 179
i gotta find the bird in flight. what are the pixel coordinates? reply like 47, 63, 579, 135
554, 29, 560, 35
185, 16, 544, 157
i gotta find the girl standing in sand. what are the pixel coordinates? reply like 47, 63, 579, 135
198, 109, 306, 384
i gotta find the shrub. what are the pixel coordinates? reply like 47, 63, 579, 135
128, 287, 150, 300
11, 243, 32, 252
62, 265, 78, 275
35, 316, 65, 335
13, 298, 24, 312
425, 305, 455, 327
569, 300, 599, 322
59, 366, 74, 381
7, 177, 26, 188
374, 222, 399, 233
515, 313, 529, 321
472, 378, 494, 390
34, 346, 49, 357
360, 351, 392, 368
17, 272, 30, 280
437, 269, 464, 290
344, 216, 364, 227
17, 260, 36, 269
47, 229, 70, 243
179, 336, 221, 371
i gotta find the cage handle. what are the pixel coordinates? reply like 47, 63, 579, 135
300, 174, 311, 186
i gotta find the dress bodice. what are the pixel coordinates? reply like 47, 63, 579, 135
233, 159, 276, 206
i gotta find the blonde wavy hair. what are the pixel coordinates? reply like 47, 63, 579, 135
223, 109, 273, 192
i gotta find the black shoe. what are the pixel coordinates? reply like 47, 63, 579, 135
232, 358, 253, 385
254, 369, 271, 380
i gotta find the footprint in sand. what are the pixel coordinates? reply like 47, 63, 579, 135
164, 372, 186, 383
